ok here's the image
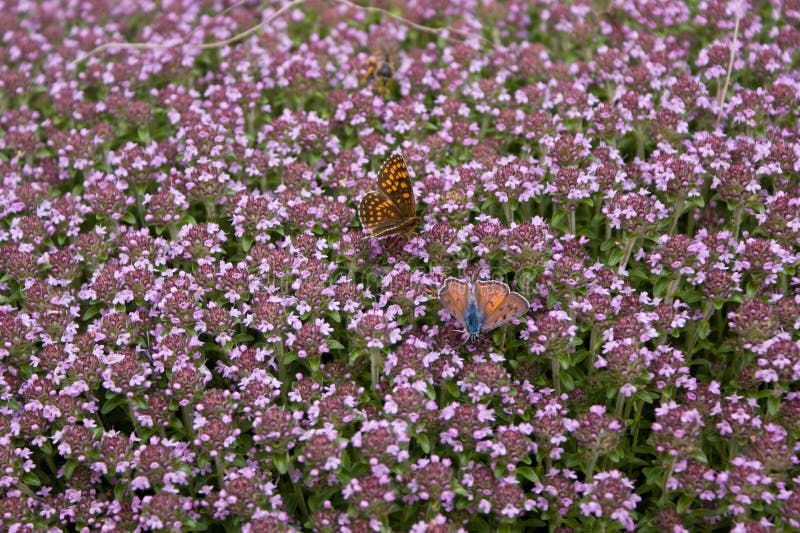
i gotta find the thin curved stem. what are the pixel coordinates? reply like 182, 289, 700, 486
71, 0, 495, 69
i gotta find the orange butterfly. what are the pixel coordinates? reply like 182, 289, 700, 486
358, 153, 421, 238
438, 278, 529, 338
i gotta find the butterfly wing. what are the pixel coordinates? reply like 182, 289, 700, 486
475, 281, 528, 332
479, 287, 529, 332
358, 190, 408, 237
377, 153, 416, 218
438, 277, 470, 329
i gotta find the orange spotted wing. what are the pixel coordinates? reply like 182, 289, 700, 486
358, 154, 421, 238
475, 280, 529, 332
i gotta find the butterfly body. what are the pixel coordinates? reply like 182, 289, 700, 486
359, 153, 420, 238
438, 277, 529, 338
463, 297, 485, 336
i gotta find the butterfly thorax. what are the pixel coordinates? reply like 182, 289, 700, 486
464, 299, 484, 336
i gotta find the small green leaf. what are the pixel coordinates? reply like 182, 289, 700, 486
327, 339, 345, 351
444, 380, 461, 399
63, 460, 77, 480
101, 394, 125, 414
515, 466, 539, 483
81, 305, 101, 322
416, 434, 430, 453
232, 333, 255, 343
608, 246, 624, 266
600, 239, 618, 252
121, 211, 138, 225
273, 453, 289, 475
677, 493, 693, 514
697, 320, 710, 340
20, 472, 41, 487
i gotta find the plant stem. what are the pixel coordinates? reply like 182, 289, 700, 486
615, 393, 625, 421
664, 277, 681, 305
278, 344, 288, 402
731, 203, 744, 240
618, 236, 637, 274
686, 301, 716, 356
636, 124, 645, 160
589, 325, 599, 360
181, 405, 195, 439
370, 349, 381, 391
716, 2, 742, 126
215, 455, 225, 489
503, 202, 514, 225
552, 356, 561, 394
669, 196, 685, 235
586, 452, 598, 481
658, 457, 676, 505
568, 207, 576, 235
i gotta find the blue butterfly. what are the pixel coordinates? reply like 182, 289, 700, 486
438, 277, 529, 337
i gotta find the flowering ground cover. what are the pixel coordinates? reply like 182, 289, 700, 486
1, 0, 799, 531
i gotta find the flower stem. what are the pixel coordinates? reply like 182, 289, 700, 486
370, 349, 381, 391
731, 203, 744, 240
686, 301, 716, 356
181, 405, 195, 440
636, 124, 645, 160
614, 393, 625, 421
586, 453, 598, 481
664, 277, 681, 305
658, 457, 676, 505
503, 202, 514, 225
618, 236, 637, 274
589, 325, 599, 360
291, 476, 309, 520
278, 345, 288, 402
716, 2, 742, 126
551, 356, 561, 393
215, 455, 225, 489
568, 207, 576, 235
669, 196, 685, 235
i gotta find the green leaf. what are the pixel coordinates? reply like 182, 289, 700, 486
121, 211, 138, 225
101, 394, 126, 414
444, 380, 460, 399
340, 451, 351, 471
415, 434, 430, 453
39, 440, 53, 455
81, 305, 101, 322
515, 466, 539, 483
273, 452, 289, 475
63, 460, 77, 480
327, 339, 345, 351
697, 320, 710, 340
559, 372, 575, 391
20, 472, 41, 487
688, 195, 705, 208
232, 333, 255, 343
600, 239, 618, 252
677, 493, 693, 514
114, 482, 128, 501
